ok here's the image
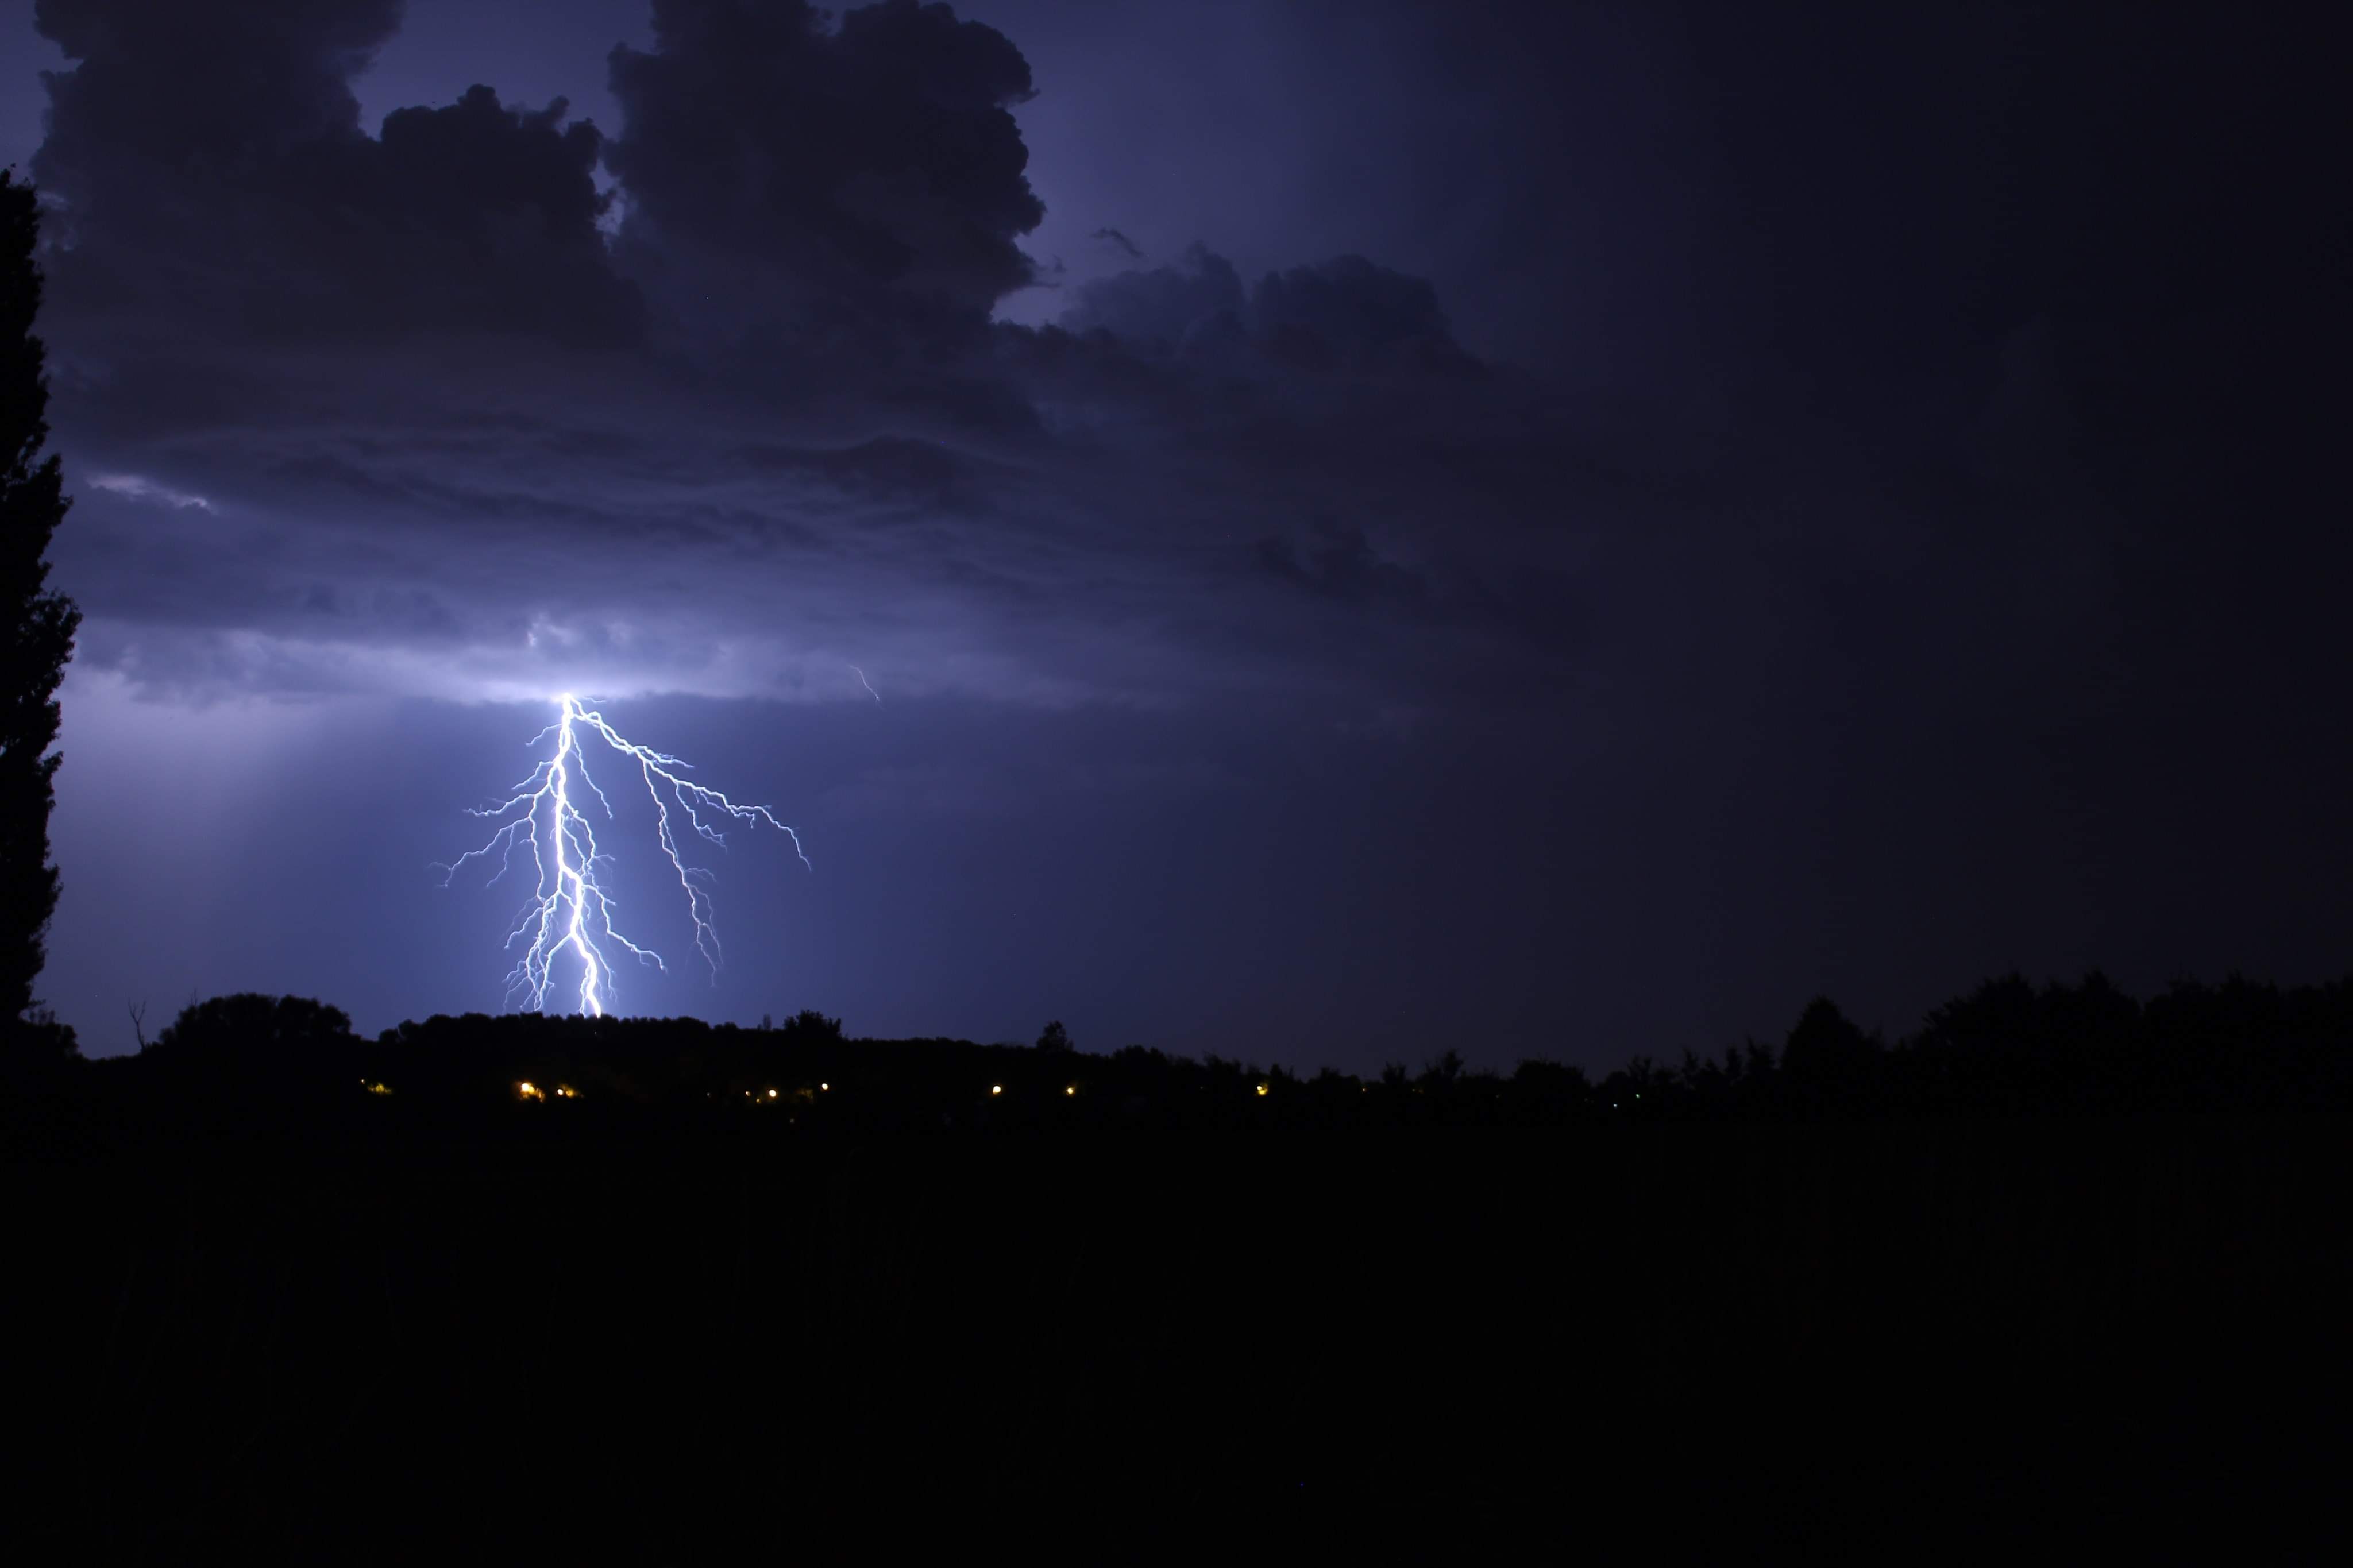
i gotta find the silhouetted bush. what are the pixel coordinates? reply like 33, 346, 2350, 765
132, 994, 360, 1111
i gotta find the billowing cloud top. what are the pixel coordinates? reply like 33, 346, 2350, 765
607, 0, 1043, 333
36, 0, 635, 344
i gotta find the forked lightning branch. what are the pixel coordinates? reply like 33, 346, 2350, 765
438, 696, 806, 1016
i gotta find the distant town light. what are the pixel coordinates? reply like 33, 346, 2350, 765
1065, 1086, 1076, 1096
990, 1085, 1002, 1095
517, 1082, 544, 1102
820, 1083, 830, 1091
1256, 1083, 1269, 1097
767, 1088, 779, 1099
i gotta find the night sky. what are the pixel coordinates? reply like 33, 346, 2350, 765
1, 1, 2343, 1065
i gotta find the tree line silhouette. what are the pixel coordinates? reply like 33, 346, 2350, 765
0, 169, 79, 1059
12, 969, 2352, 1144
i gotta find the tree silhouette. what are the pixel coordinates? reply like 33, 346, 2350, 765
148, 994, 359, 1061
1779, 997, 1879, 1100
0, 171, 80, 1050
134, 994, 361, 1115
2, 961, 2346, 1128
777, 1008, 844, 1043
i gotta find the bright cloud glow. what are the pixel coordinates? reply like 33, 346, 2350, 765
88, 473, 214, 511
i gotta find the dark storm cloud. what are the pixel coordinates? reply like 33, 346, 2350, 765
34, 0, 638, 344
1057, 245, 1472, 374
1259, 521, 1431, 609
35, 0, 400, 156
606, 0, 1043, 342
1249, 517, 1584, 654
1059, 242, 1241, 349
13, 2, 2321, 761
1249, 256, 1464, 370
1088, 226, 1140, 261
731, 435, 1001, 511
30, 0, 1626, 724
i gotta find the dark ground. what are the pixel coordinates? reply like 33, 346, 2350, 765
5, 1108, 2347, 1559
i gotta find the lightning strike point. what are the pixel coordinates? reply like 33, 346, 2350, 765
438, 696, 806, 1016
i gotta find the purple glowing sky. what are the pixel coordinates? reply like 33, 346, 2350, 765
2, 1, 2343, 1060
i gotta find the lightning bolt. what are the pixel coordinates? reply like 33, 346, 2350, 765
851, 665, 881, 702
436, 695, 807, 1017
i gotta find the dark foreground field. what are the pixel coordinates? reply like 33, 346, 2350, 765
6, 1108, 2347, 1559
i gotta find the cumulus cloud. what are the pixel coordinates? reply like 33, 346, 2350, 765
605, 0, 1044, 346
1089, 226, 1142, 261
1248, 255, 1475, 374
1058, 246, 1476, 376
1059, 243, 1244, 352
34, 0, 401, 164
34, 0, 639, 345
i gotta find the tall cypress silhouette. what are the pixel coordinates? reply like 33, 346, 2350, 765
0, 171, 80, 1040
